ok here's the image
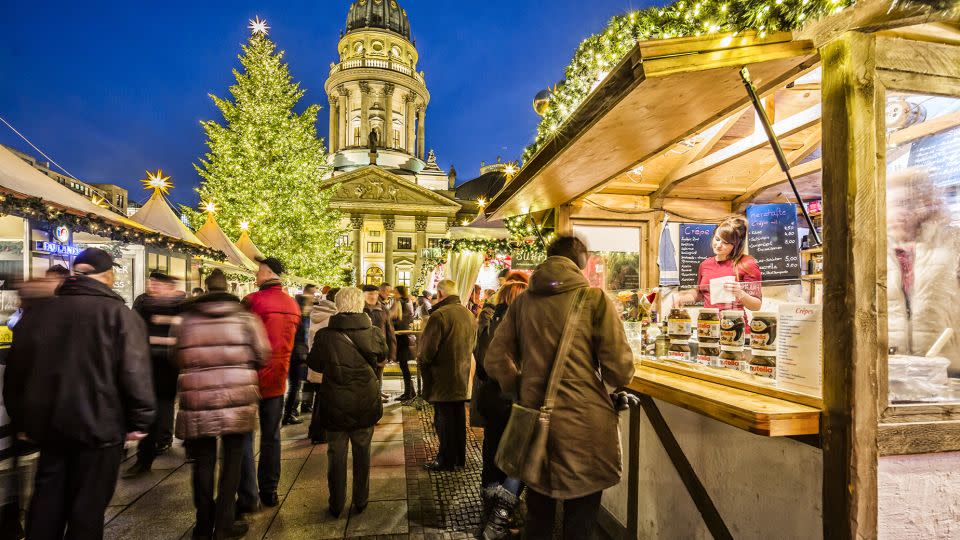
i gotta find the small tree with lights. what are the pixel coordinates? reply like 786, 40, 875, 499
186, 17, 348, 283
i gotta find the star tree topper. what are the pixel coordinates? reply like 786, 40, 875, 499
142, 169, 172, 196
248, 16, 269, 36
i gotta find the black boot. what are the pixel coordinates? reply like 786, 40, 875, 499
481, 485, 518, 540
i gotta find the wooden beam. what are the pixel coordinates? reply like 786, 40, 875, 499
797, 0, 960, 49
652, 104, 822, 198
888, 111, 960, 148
879, 69, 960, 98
820, 31, 882, 540
735, 158, 823, 209
733, 128, 824, 208
879, 422, 960, 456
660, 113, 743, 188
876, 35, 960, 79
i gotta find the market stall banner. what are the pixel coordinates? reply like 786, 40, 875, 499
679, 223, 716, 287
746, 203, 801, 282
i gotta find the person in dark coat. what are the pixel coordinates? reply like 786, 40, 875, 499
3, 248, 155, 540
307, 287, 387, 518
283, 284, 317, 426
484, 236, 636, 540
124, 270, 186, 478
418, 279, 476, 472
362, 284, 396, 402
391, 285, 416, 400
174, 270, 271, 540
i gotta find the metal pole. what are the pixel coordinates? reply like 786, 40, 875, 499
739, 67, 822, 246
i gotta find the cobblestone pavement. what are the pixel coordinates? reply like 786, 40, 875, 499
85, 379, 496, 540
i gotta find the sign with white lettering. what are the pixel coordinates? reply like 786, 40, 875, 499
746, 203, 801, 281
777, 303, 822, 397
35, 241, 82, 257
678, 223, 716, 287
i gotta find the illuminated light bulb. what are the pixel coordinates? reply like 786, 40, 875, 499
240, 221, 250, 231
721, 4, 728, 12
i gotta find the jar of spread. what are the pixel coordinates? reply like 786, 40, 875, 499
667, 308, 692, 338
697, 308, 721, 341
749, 350, 777, 379
697, 341, 720, 367
749, 312, 778, 352
720, 310, 745, 348
668, 338, 692, 363
719, 346, 746, 371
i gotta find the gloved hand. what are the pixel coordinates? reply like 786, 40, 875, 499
611, 391, 640, 411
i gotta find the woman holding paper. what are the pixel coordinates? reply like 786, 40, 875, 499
674, 216, 763, 311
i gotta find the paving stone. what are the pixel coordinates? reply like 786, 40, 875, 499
344, 500, 409, 536
372, 422, 404, 442
370, 441, 406, 467
104, 466, 194, 540
265, 486, 349, 539
111, 467, 178, 505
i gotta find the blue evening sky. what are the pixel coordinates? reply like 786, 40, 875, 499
1, 0, 653, 206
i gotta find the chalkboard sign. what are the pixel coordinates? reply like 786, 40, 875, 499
746, 203, 801, 281
908, 125, 960, 208
679, 224, 717, 286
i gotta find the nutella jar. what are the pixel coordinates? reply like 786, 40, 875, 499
697, 341, 720, 367
667, 308, 692, 338
719, 346, 746, 371
750, 312, 778, 352
668, 339, 692, 363
697, 308, 721, 341
749, 350, 777, 379
720, 310, 746, 348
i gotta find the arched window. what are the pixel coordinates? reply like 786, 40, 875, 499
365, 266, 384, 286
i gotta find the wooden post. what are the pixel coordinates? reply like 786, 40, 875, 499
555, 204, 573, 235
820, 31, 882, 539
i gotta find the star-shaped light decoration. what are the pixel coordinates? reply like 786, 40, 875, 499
202, 201, 217, 214
239, 221, 250, 231
90, 195, 108, 209
142, 169, 172, 195
249, 16, 269, 36
504, 164, 518, 178
476, 197, 487, 208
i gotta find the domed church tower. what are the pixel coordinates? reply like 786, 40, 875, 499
326, 0, 445, 189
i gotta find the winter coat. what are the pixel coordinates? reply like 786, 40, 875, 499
418, 295, 476, 403
473, 303, 512, 428
133, 292, 186, 399
394, 298, 415, 351
308, 299, 338, 350
307, 312, 387, 432
888, 219, 960, 374
3, 276, 155, 447
243, 281, 300, 399
173, 292, 271, 440
365, 301, 397, 363
484, 256, 636, 499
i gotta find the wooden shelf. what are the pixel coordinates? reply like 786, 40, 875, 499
628, 364, 821, 437
802, 273, 823, 280
802, 246, 823, 255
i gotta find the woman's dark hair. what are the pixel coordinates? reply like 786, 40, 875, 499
714, 215, 749, 265
326, 287, 341, 302
395, 285, 410, 300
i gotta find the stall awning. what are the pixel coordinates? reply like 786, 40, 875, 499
487, 32, 818, 220
236, 230, 264, 262
130, 191, 205, 246
0, 145, 152, 232
195, 213, 258, 272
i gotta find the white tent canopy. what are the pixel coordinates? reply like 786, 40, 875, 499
129, 191, 204, 245
196, 213, 258, 272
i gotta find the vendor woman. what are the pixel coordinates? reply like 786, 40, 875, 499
674, 216, 763, 311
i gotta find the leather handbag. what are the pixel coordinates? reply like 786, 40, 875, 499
494, 287, 589, 485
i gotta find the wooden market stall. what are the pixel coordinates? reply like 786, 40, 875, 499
486, 1, 960, 537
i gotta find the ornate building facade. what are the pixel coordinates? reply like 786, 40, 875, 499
324, 0, 479, 287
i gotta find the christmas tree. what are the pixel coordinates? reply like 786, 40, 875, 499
186, 18, 348, 283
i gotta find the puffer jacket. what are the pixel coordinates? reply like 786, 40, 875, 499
307, 312, 387, 432
484, 256, 635, 499
888, 219, 960, 374
243, 280, 300, 398
308, 299, 338, 350
173, 292, 271, 440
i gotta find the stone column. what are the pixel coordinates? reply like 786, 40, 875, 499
416, 106, 426, 159
405, 94, 417, 155
383, 83, 395, 150
383, 215, 396, 285
414, 216, 428, 285
337, 86, 349, 150
359, 82, 371, 148
350, 215, 364, 285
327, 94, 338, 153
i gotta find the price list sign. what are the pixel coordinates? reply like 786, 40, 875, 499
678, 224, 717, 287
746, 203, 801, 281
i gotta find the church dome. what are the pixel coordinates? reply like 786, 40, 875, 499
346, 0, 411, 40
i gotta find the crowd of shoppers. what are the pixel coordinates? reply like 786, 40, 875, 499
0, 233, 641, 540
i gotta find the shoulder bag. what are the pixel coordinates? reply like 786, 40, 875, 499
494, 287, 589, 485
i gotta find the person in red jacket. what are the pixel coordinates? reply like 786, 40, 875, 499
237, 256, 300, 512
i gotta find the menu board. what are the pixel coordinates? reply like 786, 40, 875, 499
908, 125, 960, 208
777, 303, 823, 397
746, 203, 801, 282
678, 224, 717, 287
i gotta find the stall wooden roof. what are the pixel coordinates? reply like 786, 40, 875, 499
486, 31, 819, 220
